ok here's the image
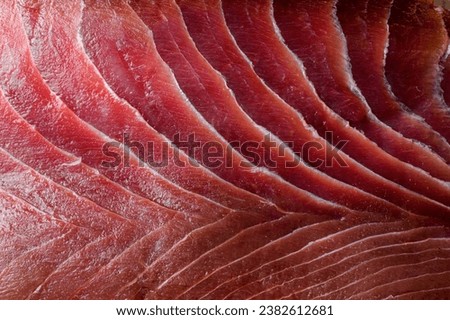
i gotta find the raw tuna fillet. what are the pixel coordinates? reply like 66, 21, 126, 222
386, 0, 450, 140
0, 87, 297, 299
79, 0, 406, 215
213, 0, 450, 206
0, 0, 267, 221
0, 2, 301, 298
201, 221, 444, 299
153, 216, 433, 299
0, 0, 448, 300
16, 0, 283, 216
26, 0, 403, 217
0, 190, 105, 299
440, 9, 450, 107
337, 0, 450, 163
167, 0, 449, 218
0, 90, 175, 230
271, 0, 450, 179
129, 0, 446, 217
230, 224, 450, 299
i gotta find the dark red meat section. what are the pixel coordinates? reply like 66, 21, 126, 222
0, 0, 449, 299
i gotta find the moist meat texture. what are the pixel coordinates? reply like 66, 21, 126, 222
0, 0, 449, 299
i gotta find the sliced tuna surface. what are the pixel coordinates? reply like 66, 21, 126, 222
128, 0, 437, 216
172, 0, 450, 218
0, 0, 255, 220
337, 0, 450, 163
79, 0, 391, 215
0, 0, 448, 300
16, 0, 284, 216
386, 0, 450, 140
212, 0, 450, 207
440, 9, 450, 110
271, 0, 450, 179
0, 90, 176, 230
